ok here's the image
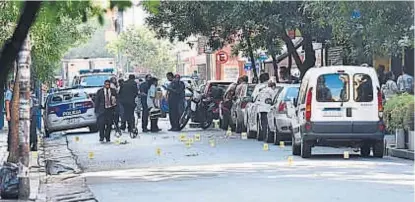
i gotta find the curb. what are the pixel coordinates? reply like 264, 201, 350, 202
387, 147, 414, 160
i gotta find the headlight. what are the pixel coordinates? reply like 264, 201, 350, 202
265, 98, 272, 105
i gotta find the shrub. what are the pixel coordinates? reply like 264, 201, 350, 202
404, 99, 414, 131
384, 93, 414, 131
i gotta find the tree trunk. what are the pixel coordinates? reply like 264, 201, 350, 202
301, 32, 316, 79
0, 1, 41, 97
280, 31, 304, 74
17, 36, 31, 200
271, 55, 279, 83
7, 65, 20, 163
245, 29, 258, 83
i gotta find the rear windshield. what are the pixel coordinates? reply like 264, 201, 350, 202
49, 92, 88, 105
284, 87, 299, 101
316, 73, 349, 102
354, 73, 373, 102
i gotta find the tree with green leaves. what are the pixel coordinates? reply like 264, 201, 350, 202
107, 26, 175, 78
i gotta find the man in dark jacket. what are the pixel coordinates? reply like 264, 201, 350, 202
95, 80, 117, 142
139, 74, 152, 132
119, 74, 138, 132
165, 73, 185, 131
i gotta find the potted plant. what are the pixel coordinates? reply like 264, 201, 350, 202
404, 100, 414, 150
384, 93, 414, 149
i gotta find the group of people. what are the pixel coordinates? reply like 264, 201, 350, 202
94, 72, 186, 143
379, 67, 414, 102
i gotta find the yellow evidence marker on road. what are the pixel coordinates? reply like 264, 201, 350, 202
88, 152, 94, 159
188, 137, 194, 144
115, 138, 121, 145
263, 143, 269, 151
214, 120, 219, 129
74, 136, 80, 142
156, 148, 161, 156
179, 134, 186, 142
343, 151, 350, 159
31, 151, 38, 159
279, 141, 285, 148
241, 132, 248, 140
209, 139, 216, 147
195, 134, 201, 142
226, 128, 232, 136
287, 156, 293, 166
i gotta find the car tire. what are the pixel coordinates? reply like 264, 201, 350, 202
301, 139, 312, 158
372, 139, 384, 158
292, 136, 301, 156
264, 129, 274, 143
89, 125, 98, 133
360, 143, 370, 157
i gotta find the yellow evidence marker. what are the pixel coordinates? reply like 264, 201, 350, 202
185, 141, 192, 148
195, 134, 201, 142
279, 141, 285, 148
74, 136, 80, 142
214, 120, 219, 129
343, 151, 350, 159
88, 152, 94, 159
209, 139, 216, 147
179, 134, 186, 142
241, 132, 248, 140
115, 139, 121, 145
188, 137, 194, 144
32, 151, 38, 159
263, 143, 269, 151
226, 128, 232, 136
287, 156, 293, 166
156, 148, 161, 156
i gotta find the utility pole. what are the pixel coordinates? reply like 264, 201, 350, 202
17, 36, 31, 199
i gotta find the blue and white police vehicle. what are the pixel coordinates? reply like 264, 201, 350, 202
72, 68, 117, 101
43, 88, 97, 137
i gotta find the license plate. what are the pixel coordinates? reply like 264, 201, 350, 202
322, 110, 342, 117
67, 118, 80, 124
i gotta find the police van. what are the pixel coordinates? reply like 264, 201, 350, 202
72, 68, 116, 101
291, 66, 385, 158
43, 88, 97, 137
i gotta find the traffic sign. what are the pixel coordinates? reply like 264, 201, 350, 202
216, 51, 228, 64
259, 53, 268, 61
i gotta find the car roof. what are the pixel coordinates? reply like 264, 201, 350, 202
207, 80, 233, 83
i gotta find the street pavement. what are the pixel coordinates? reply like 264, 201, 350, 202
62, 118, 414, 202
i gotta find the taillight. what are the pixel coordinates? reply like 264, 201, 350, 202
377, 88, 383, 118
278, 102, 287, 112
305, 88, 313, 121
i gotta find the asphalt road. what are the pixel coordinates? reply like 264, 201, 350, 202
64, 118, 414, 202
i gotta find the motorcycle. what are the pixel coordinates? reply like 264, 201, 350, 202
178, 87, 217, 130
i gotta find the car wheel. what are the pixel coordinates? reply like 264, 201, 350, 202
292, 136, 301, 156
301, 139, 312, 158
372, 139, 384, 158
360, 143, 370, 157
89, 125, 98, 133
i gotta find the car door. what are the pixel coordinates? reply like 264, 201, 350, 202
268, 86, 284, 132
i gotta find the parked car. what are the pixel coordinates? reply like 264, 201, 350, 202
244, 82, 281, 140
266, 84, 300, 144
203, 80, 233, 120
291, 66, 385, 158
42, 89, 97, 137
232, 83, 257, 133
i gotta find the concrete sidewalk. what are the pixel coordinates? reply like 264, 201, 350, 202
0, 128, 42, 201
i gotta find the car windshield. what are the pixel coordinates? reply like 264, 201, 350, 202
49, 92, 88, 105
79, 74, 112, 87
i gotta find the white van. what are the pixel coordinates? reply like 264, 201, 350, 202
292, 66, 385, 158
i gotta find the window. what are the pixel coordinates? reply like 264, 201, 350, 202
284, 87, 299, 101
272, 87, 283, 104
246, 85, 256, 97
316, 73, 349, 102
49, 92, 88, 105
79, 74, 113, 87
354, 73, 373, 102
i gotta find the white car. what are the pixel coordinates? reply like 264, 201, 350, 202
291, 66, 385, 158
267, 84, 300, 144
232, 83, 256, 133
43, 89, 97, 137
244, 83, 279, 140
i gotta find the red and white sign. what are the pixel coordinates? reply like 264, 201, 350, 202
216, 51, 228, 64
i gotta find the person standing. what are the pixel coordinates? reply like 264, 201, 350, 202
5, 80, 13, 151
95, 80, 117, 142
165, 73, 185, 131
397, 67, 414, 94
147, 77, 161, 132
139, 74, 152, 132
382, 71, 398, 101
119, 74, 138, 132
165, 72, 175, 130
115, 79, 124, 129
